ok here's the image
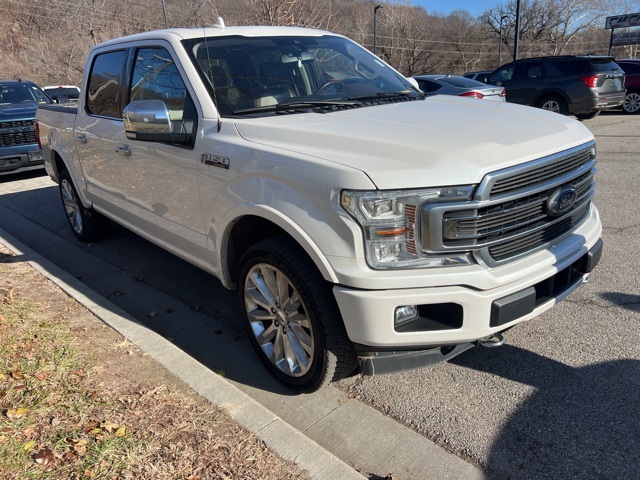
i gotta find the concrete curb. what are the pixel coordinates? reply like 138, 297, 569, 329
0, 227, 365, 479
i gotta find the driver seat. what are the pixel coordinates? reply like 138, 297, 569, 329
257, 62, 297, 105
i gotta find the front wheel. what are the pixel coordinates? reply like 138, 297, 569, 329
238, 237, 357, 392
59, 169, 110, 242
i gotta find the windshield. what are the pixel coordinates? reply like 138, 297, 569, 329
182, 34, 420, 115
0, 82, 51, 106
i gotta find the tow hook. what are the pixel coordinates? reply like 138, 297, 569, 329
477, 333, 505, 348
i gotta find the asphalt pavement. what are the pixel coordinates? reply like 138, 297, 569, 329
0, 110, 638, 479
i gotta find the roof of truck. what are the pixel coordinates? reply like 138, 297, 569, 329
95, 21, 337, 49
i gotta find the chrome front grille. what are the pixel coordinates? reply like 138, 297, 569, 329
424, 142, 597, 265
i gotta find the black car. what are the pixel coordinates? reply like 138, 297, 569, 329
485, 56, 626, 119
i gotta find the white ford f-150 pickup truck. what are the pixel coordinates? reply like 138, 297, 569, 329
36, 20, 603, 391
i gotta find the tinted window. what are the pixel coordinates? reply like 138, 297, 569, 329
417, 80, 442, 92
619, 62, 640, 75
488, 64, 515, 83
553, 58, 620, 75
87, 50, 127, 118
438, 76, 486, 88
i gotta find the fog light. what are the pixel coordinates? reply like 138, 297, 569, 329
394, 305, 418, 326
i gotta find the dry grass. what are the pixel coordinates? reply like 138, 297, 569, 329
0, 246, 310, 479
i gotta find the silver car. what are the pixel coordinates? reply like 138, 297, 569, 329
412, 75, 506, 101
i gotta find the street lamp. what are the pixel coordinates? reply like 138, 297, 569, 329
374, 5, 383, 56
498, 15, 508, 68
513, 0, 522, 61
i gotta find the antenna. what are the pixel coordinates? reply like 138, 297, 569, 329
212, 17, 225, 29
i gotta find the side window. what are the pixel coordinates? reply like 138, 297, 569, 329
489, 65, 514, 84
513, 62, 544, 81
130, 47, 188, 123
87, 50, 127, 118
418, 80, 442, 93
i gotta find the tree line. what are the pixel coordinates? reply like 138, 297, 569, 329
0, 0, 636, 86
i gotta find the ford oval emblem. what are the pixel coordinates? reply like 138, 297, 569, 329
546, 186, 577, 217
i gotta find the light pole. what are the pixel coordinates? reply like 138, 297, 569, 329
498, 15, 507, 68
374, 5, 383, 56
513, 0, 522, 61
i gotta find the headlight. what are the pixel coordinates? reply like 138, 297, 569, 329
341, 186, 475, 269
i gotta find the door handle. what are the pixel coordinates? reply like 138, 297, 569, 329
115, 145, 131, 157
75, 134, 87, 144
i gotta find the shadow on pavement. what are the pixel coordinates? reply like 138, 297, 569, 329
452, 345, 640, 479
600, 292, 640, 313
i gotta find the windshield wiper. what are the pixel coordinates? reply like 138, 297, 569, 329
348, 92, 411, 101
234, 100, 358, 115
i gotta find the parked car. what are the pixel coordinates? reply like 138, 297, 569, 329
615, 59, 640, 114
43, 85, 80, 104
485, 55, 626, 119
412, 75, 505, 101
463, 70, 492, 82
0, 80, 51, 175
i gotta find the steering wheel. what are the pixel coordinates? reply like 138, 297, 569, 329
314, 80, 345, 95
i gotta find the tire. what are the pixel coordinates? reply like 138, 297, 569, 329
59, 169, 110, 242
536, 95, 568, 115
575, 111, 600, 120
237, 237, 358, 392
622, 91, 640, 114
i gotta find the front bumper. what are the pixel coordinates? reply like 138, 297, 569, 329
333, 202, 602, 375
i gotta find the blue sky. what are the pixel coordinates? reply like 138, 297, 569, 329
411, 0, 500, 17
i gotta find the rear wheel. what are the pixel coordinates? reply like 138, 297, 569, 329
536, 95, 568, 115
238, 237, 357, 392
59, 169, 110, 242
623, 91, 640, 114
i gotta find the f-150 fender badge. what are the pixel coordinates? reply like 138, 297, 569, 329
201, 154, 230, 169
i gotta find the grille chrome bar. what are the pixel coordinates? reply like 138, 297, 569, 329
423, 142, 597, 265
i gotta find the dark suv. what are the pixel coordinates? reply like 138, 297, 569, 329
615, 59, 640, 114
486, 56, 625, 119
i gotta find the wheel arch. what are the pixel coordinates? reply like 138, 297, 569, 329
533, 88, 571, 108
220, 208, 345, 290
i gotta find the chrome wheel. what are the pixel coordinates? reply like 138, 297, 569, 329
61, 178, 83, 235
244, 263, 314, 377
623, 92, 640, 114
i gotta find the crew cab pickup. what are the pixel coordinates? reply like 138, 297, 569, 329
36, 21, 603, 391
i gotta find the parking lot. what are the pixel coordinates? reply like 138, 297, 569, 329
0, 111, 638, 479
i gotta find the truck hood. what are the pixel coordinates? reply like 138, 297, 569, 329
0, 103, 39, 119
234, 96, 594, 189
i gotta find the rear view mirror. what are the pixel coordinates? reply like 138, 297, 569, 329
281, 52, 315, 64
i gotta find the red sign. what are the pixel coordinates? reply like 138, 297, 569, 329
606, 13, 640, 29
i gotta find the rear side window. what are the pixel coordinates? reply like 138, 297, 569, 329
418, 80, 442, 92
87, 50, 127, 118
551, 60, 588, 75
439, 77, 485, 88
